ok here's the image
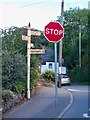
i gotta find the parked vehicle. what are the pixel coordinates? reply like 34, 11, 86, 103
60, 75, 70, 85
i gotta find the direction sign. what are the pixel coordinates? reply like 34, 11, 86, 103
30, 49, 45, 54
31, 31, 41, 36
22, 31, 41, 41
44, 21, 64, 43
22, 35, 28, 41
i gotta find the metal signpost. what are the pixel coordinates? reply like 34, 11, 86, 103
22, 23, 45, 99
54, 43, 58, 105
44, 21, 64, 105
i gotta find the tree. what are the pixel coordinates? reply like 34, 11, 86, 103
57, 8, 88, 68
56, 8, 89, 84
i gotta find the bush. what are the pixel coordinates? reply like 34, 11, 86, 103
31, 69, 40, 90
13, 81, 26, 93
41, 70, 55, 81
2, 51, 27, 92
30, 55, 40, 90
69, 65, 89, 85
2, 90, 15, 101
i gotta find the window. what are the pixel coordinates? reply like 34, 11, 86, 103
48, 63, 52, 69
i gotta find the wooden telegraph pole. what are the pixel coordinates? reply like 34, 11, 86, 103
79, 25, 81, 68
22, 23, 45, 99
59, 0, 64, 88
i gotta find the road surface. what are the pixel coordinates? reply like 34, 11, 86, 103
62, 84, 89, 118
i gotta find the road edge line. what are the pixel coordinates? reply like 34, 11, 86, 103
56, 88, 73, 118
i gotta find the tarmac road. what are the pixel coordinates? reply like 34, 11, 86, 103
62, 85, 89, 118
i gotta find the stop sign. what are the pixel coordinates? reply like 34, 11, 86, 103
44, 21, 64, 43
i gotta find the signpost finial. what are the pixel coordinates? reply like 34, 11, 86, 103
28, 22, 30, 27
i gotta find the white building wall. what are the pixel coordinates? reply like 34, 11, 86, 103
41, 65, 47, 74
59, 66, 67, 74
41, 62, 59, 74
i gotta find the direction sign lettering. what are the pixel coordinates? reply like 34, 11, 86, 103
30, 49, 45, 54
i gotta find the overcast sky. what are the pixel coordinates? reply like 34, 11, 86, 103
0, 0, 89, 30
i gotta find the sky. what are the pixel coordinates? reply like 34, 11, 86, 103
0, 0, 89, 30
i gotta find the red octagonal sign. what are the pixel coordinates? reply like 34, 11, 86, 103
44, 21, 64, 43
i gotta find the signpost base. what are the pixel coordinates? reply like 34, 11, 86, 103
27, 90, 30, 99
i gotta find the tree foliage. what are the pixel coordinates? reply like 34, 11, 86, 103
1, 26, 41, 94
56, 8, 89, 84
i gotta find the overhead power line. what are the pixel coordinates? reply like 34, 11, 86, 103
19, 2, 45, 8
18, 0, 55, 8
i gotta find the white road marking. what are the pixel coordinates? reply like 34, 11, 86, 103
83, 108, 90, 118
67, 89, 89, 92
0, 108, 3, 112
83, 113, 90, 118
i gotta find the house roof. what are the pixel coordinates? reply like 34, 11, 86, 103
40, 49, 64, 64
40, 49, 58, 62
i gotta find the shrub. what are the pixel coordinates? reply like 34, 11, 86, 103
41, 70, 55, 81
31, 69, 40, 90
13, 81, 26, 93
69, 65, 89, 85
2, 89, 15, 101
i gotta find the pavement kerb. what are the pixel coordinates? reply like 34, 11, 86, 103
56, 88, 74, 119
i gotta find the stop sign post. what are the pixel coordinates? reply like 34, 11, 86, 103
44, 22, 64, 105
